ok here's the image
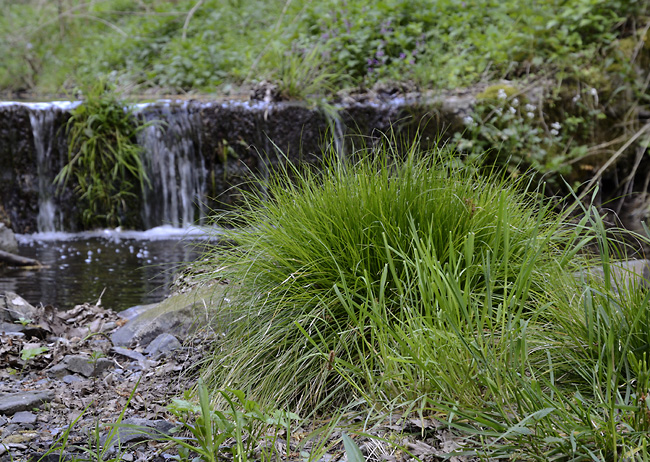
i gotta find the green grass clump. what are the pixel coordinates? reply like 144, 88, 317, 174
199, 139, 578, 414
197, 138, 650, 458
54, 81, 149, 228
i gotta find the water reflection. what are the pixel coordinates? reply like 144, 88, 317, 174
0, 227, 214, 311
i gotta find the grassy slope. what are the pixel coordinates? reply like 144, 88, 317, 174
0, 0, 644, 96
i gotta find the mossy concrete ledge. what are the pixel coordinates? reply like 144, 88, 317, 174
110, 284, 224, 348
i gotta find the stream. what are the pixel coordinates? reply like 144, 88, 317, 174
0, 226, 215, 312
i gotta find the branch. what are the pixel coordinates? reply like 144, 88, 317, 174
182, 0, 206, 40
0, 250, 42, 268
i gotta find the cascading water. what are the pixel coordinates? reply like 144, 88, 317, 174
136, 102, 207, 228
28, 103, 72, 233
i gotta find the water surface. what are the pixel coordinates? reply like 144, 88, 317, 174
0, 226, 216, 311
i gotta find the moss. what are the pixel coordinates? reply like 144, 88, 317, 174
476, 84, 518, 101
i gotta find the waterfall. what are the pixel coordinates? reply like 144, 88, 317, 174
136, 102, 206, 229
29, 106, 65, 232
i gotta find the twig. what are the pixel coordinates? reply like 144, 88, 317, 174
182, 0, 205, 40
579, 122, 650, 202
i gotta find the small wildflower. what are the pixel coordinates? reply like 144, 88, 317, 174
512, 98, 519, 107
495, 107, 503, 116
376, 49, 384, 58
525, 103, 535, 112
572, 94, 580, 103
463, 115, 475, 127
399, 52, 406, 59
551, 122, 561, 130
508, 106, 516, 115
526, 112, 535, 119
550, 129, 559, 136
497, 89, 507, 100
321, 33, 330, 40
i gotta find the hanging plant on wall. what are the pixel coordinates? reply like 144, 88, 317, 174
54, 82, 150, 229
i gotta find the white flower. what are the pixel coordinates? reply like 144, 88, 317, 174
589, 87, 598, 97
525, 103, 536, 112
497, 89, 507, 100
512, 98, 519, 107
495, 108, 503, 116
551, 121, 561, 130
463, 115, 476, 127
509, 106, 517, 115
572, 94, 581, 103
550, 129, 559, 136
526, 112, 535, 119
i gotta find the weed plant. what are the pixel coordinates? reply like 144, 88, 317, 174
54, 81, 149, 229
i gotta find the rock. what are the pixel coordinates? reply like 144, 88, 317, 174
0, 223, 18, 254
62, 375, 84, 384
101, 418, 176, 447
110, 287, 217, 347
63, 355, 114, 377
0, 391, 53, 415
0, 322, 24, 334
11, 411, 36, 425
45, 363, 69, 380
118, 304, 156, 322
111, 347, 147, 363
0, 292, 38, 324
145, 334, 181, 357
581, 259, 650, 291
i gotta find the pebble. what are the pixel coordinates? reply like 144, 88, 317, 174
62, 374, 84, 384
11, 411, 36, 425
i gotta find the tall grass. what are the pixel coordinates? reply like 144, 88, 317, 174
198, 138, 585, 417
196, 136, 650, 458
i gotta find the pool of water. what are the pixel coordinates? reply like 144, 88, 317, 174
0, 226, 217, 311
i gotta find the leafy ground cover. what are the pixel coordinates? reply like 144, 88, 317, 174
0, 0, 644, 97
2, 0, 648, 191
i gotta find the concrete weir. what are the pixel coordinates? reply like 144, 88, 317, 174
0, 96, 470, 233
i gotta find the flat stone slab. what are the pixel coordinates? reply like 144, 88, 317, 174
111, 286, 220, 347
0, 390, 53, 415
11, 410, 36, 424
580, 259, 650, 291
111, 346, 147, 362
64, 355, 114, 377
145, 333, 181, 357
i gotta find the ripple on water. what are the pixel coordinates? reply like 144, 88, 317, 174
1, 226, 219, 311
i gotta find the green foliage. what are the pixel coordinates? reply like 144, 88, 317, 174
198, 137, 574, 413
0, 0, 645, 95
454, 86, 571, 180
164, 380, 300, 462
341, 433, 366, 462
54, 81, 149, 229
20, 346, 48, 363
192, 134, 650, 457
